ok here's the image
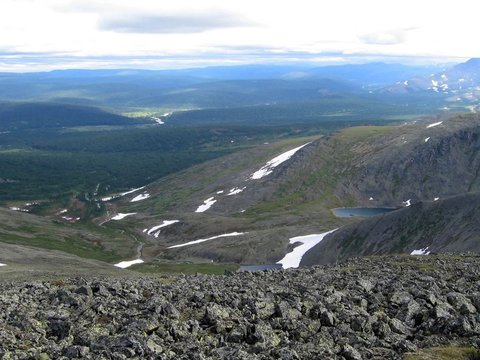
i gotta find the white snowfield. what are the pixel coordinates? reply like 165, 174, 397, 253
426, 121, 443, 129
114, 259, 144, 268
9, 207, 28, 212
250, 142, 311, 180
131, 193, 150, 202
411, 247, 431, 256
151, 116, 164, 124
277, 229, 338, 269
101, 186, 145, 201
227, 187, 246, 196
167, 232, 245, 249
147, 220, 179, 237
111, 212, 137, 220
195, 197, 217, 213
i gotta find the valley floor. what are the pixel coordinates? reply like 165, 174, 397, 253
1, 254, 479, 359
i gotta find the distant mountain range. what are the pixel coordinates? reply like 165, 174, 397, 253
0, 62, 444, 109
385, 58, 480, 105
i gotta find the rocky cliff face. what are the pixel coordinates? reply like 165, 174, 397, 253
335, 114, 480, 207
301, 192, 480, 267
1, 255, 479, 359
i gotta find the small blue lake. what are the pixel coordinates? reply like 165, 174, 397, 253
333, 207, 397, 218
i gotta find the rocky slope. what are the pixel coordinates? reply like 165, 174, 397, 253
1, 255, 479, 359
301, 192, 480, 266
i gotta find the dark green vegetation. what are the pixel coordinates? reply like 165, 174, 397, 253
0, 95, 441, 202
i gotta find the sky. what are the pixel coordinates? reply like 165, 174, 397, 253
0, 0, 477, 71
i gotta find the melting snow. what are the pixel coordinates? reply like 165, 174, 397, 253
426, 121, 442, 129
111, 212, 137, 220
167, 232, 245, 249
431, 79, 439, 87
101, 186, 145, 202
403, 199, 412, 207
277, 229, 338, 269
9, 207, 28, 212
151, 116, 164, 124
411, 247, 431, 256
131, 193, 150, 202
227, 187, 246, 196
425, 137, 431, 142
147, 220, 179, 237
114, 259, 144, 268
195, 197, 216, 213
250, 142, 311, 180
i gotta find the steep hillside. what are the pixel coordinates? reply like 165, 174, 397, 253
301, 192, 480, 266
101, 113, 480, 266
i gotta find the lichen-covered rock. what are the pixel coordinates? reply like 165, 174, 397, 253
0, 255, 479, 359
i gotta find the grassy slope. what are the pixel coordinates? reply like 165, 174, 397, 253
0, 208, 136, 263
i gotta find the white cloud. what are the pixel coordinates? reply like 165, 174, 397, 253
0, 0, 478, 71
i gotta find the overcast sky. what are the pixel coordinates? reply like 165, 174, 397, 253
0, 0, 477, 71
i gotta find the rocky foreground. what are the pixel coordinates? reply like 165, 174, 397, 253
1, 255, 480, 360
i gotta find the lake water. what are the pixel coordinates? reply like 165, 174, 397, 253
239, 264, 282, 271
333, 207, 397, 218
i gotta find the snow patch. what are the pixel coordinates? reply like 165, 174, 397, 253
195, 197, 216, 213
0, 263, 6, 267
227, 187, 246, 196
131, 193, 150, 202
434, 197, 440, 201
431, 79, 439, 87
147, 220, 179, 238
426, 121, 442, 128
403, 80, 409, 86
216, 190, 224, 194
369, 197, 374, 201
9, 207, 29, 212
403, 199, 411, 207
111, 212, 137, 220
277, 229, 338, 269
151, 116, 164, 124
114, 259, 144, 269
250, 142, 311, 180
411, 247, 430, 256
425, 137, 430, 142
101, 186, 145, 202
167, 232, 245, 249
